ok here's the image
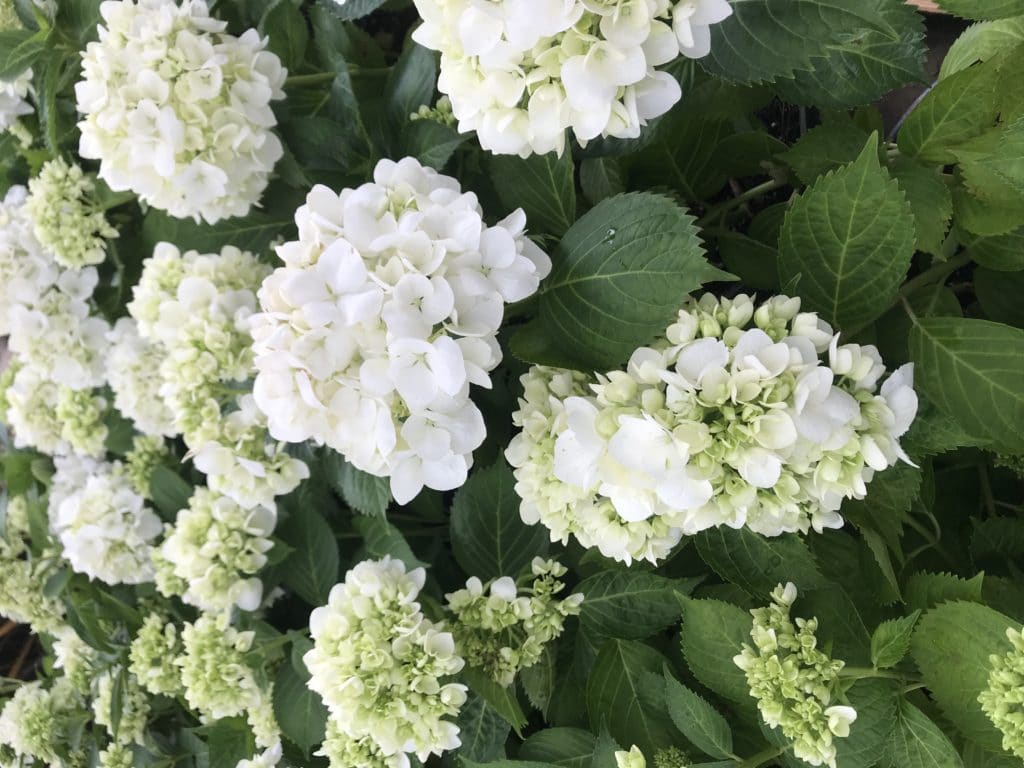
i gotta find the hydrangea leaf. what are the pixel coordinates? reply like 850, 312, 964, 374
911, 602, 1016, 749
880, 699, 966, 768
317, 0, 388, 21
277, 505, 340, 606
962, 225, 1024, 270
679, 597, 753, 706
905, 571, 985, 611
780, 119, 872, 185
890, 157, 954, 256
518, 728, 596, 767
940, 17, 1024, 78
871, 611, 921, 669
450, 462, 549, 581
934, 0, 1024, 19
908, 317, 1024, 454
258, 0, 309, 72
273, 659, 328, 756
626, 113, 735, 201
586, 639, 677, 757
353, 515, 426, 571
694, 528, 825, 598
491, 151, 576, 239
778, 133, 915, 333
971, 517, 1024, 561
0, 28, 44, 80
514, 192, 728, 372
520, 644, 557, 716
451, 694, 511, 764
577, 570, 693, 641
148, 466, 193, 521
325, 451, 391, 518
663, 671, 735, 760
975, 267, 1024, 327
462, 667, 528, 737
835, 679, 901, 768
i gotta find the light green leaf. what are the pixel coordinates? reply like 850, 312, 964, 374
519, 728, 595, 768
898, 61, 1000, 163
694, 528, 824, 597
451, 695, 510, 764
0, 28, 45, 80
273, 658, 328, 756
975, 267, 1024, 327
491, 152, 576, 238
148, 467, 193, 521
890, 157, 953, 256
881, 700, 965, 768
353, 515, 426, 571
871, 611, 921, 668
450, 463, 548, 581
908, 317, 1024, 454
934, 0, 1024, 19
587, 640, 676, 757
780, 119, 871, 185
578, 570, 689, 641
679, 598, 752, 705
962, 225, 1024, 270
520, 644, 556, 715
626, 113, 734, 200
717, 232, 779, 291
663, 672, 734, 760
198, 718, 255, 768
462, 667, 527, 736
941, 17, 1024, 78
911, 601, 1015, 748
906, 571, 984, 612
778, 134, 915, 333
278, 505, 340, 606
512, 192, 727, 372
953, 180, 1024, 237
325, 452, 390, 517
580, 158, 625, 207
836, 679, 901, 768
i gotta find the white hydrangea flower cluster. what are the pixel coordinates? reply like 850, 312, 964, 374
123, 242, 308, 507
75, 0, 287, 224
0, 679, 80, 768
411, 0, 733, 156
48, 455, 162, 585
93, 668, 150, 745
0, 496, 66, 634
123, 434, 172, 499
251, 157, 551, 504
979, 626, 1024, 759
129, 612, 183, 697
734, 584, 857, 768
53, 627, 98, 695
506, 294, 918, 564
445, 558, 584, 686
157, 487, 276, 614
0, 67, 32, 133
305, 556, 468, 767
25, 157, 118, 268
0, 186, 58, 335
98, 743, 134, 768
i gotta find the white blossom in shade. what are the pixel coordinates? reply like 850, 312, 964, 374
235, 742, 283, 768
304, 556, 467, 765
107, 318, 177, 437
0, 185, 59, 337
0, 680, 78, 767
192, 395, 309, 509
506, 294, 919, 565
0, 68, 32, 132
48, 456, 162, 585
159, 487, 276, 614
411, 0, 732, 157
251, 157, 551, 504
26, 157, 118, 269
75, 0, 287, 223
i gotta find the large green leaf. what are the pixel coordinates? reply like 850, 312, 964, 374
577, 570, 691, 641
450, 463, 549, 581
663, 672, 735, 760
518, 728, 596, 768
587, 640, 676, 756
258, 0, 309, 72
462, 666, 527, 736
908, 317, 1024, 454
148, 467, 193, 521
450, 694, 510, 764
273, 658, 328, 756
491, 152, 576, 238
935, 0, 1024, 19
679, 598, 752, 705
512, 192, 727, 372
0, 28, 45, 80
325, 451, 390, 518
962, 225, 1024, 270
905, 571, 984, 611
353, 515, 426, 571
975, 267, 1024, 327
911, 601, 1014, 748
780, 119, 871, 185
318, 0, 388, 20
278, 505, 340, 606
694, 528, 824, 597
881, 700, 965, 768
940, 17, 1024, 77
890, 157, 953, 256
778, 134, 915, 333
836, 679, 901, 768
898, 62, 1000, 163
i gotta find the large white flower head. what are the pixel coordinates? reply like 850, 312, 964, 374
129, 612, 183, 697
48, 455, 163, 584
0, 680, 80, 767
411, 0, 732, 156
734, 583, 857, 768
506, 294, 918, 564
0, 185, 59, 336
75, 0, 287, 223
304, 556, 467, 765
107, 318, 177, 437
251, 157, 551, 504
25, 157, 118, 269
158, 487, 276, 614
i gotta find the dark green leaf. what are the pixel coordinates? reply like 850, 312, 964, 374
450, 694, 509, 764
578, 570, 688, 641
278, 505, 340, 605
318, 0, 388, 20
149, 467, 193, 520
837, 679, 901, 768
325, 451, 390, 517
905, 572, 984, 611
663, 672, 734, 760
780, 120, 871, 185
274, 658, 328, 755
0, 28, 45, 80
462, 666, 527, 736
520, 643, 556, 716
881, 700, 966, 768
975, 267, 1024, 327
871, 611, 921, 668
519, 728, 595, 767
679, 598, 752, 705
694, 528, 824, 597
259, 0, 309, 72
353, 515, 426, 571
491, 152, 576, 238
890, 158, 953, 256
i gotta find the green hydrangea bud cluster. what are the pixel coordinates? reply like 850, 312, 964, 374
410, 95, 456, 127
55, 386, 108, 457
979, 626, 1024, 759
0, 679, 82, 767
0, 496, 66, 634
654, 746, 689, 768
25, 157, 118, 269
97, 743, 133, 768
128, 613, 182, 697
93, 668, 150, 746
123, 435, 171, 499
733, 583, 857, 768
445, 558, 583, 686
0, 0, 20, 30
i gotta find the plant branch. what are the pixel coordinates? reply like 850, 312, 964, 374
898, 252, 971, 300
696, 178, 788, 228
738, 746, 786, 768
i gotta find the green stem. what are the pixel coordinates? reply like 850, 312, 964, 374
738, 746, 786, 768
838, 667, 909, 681
696, 178, 788, 228
285, 72, 337, 87
898, 252, 971, 302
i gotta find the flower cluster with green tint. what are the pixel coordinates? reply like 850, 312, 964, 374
733, 583, 857, 768
445, 558, 583, 686
129, 612, 182, 697
979, 626, 1024, 759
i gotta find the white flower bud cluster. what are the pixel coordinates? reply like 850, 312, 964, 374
76, 0, 287, 224
93, 668, 150, 746
157, 487, 276, 614
0, 680, 80, 767
411, 0, 733, 156
251, 157, 551, 504
445, 558, 584, 686
305, 556, 468, 767
979, 626, 1024, 759
123, 242, 307, 508
507, 294, 919, 564
129, 612, 183, 697
25, 157, 118, 269
733, 583, 858, 768
48, 455, 162, 585
0, 67, 32, 133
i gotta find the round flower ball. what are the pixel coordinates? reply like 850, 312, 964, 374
75, 0, 286, 224
251, 156, 551, 504
411, 0, 733, 157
